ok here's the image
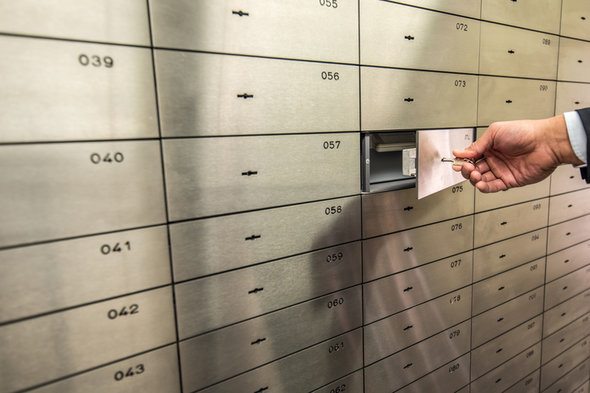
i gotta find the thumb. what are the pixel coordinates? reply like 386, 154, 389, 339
453, 130, 493, 159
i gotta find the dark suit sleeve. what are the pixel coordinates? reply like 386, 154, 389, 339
574, 108, 590, 183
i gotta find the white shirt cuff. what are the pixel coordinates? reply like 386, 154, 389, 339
564, 111, 587, 165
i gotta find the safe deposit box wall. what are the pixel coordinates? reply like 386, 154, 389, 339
1, 1, 590, 393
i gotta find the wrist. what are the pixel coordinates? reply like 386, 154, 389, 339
545, 114, 585, 166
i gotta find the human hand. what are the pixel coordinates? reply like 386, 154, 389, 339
452, 115, 583, 193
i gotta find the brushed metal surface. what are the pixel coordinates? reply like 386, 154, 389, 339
0, 0, 149, 45
364, 321, 471, 393
471, 315, 542, 380
150, 0, 359, 63
556, 82, 590, 114
0, 36, 157, 142
364, 287, 471, 364
549, 188, 590, 225
155, 51, 359, 136
362, 182, 473, 238
472, 287, 544, 347
310, 370, 363, 393
541, 337, 590, 390
480, 22, 558, 79
503, 370, 540, 393
473, 198, 549, 248
475, 177, 550, 212
175, 242, 361, 336
395, 353, 470, 393
548, 214, 590, 254
543, 314, 590, 363
197, 329, 362, 393
545, 265, 590, 310
471, 343, 541, 393
0, 141, 166, 248
179, 286, 362, 390
478, 76, 556, 126
0, 226, 170, 324
544, 289, 590, 337
473, 228, 547, 281
561, 0, 590, 41
542, 359, 589, 393
361, 67, 478, 131
546, 240, 590, 282
163, 134, 359, 220
364, 252, 472, 323
170, 196, 361, 280
551, 165, 590, 195
360, 2, 479, 73
363, 216, 474, 281
559, 38, 590, 83
481, 0, 561, 33
31, 345, 180, 393
473, 258, 545, 315
0, 287, 176, 393
392, 0, 481, 17
417, 128, 474, 199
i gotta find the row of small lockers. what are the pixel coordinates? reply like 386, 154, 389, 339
2, 1, 590, 393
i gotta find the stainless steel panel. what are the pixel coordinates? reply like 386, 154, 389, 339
362, 182, 474, 238
150, 0, 359, 63
474, 199, 549, 248
478, 76, 556, 126
546, 266, 590, 310
31, 345, 180, 393
471, 316, 542, 380
542, 360, 589, 393
550, 188, 590, 225
543, 314, 590, 363
197, 329, 362, 393
548, 214, 590, 254
391, 0, 481, 17
0, 287, 176, 393
364, 287, 471, 364
561, 0, 590, 41
481, 0, 561, 33
180, 286, 362, 390
164, 134, 359, 220
360, 2, 479, 73
547, 240, 590, 282
503, 370, 540, 393
474, 228, 547, 281
480, 23, 558, 79
556, 82, 590, 113
364, 252, 472, 323
472, 287, 544, 347
365, 321, 471, 393
363, 216, 474, 281
395, 353, 471, 393
310, 370, 364, 393
551, 165, 590, 195
0, 36, 157, 142
0, 0, 149, 45
0, 141, 166, 248
558, 38, 590, 83
175, 242, 361, 335
170, 196, 361, 280
475, 177, 550, 212
156, 51, 360, 136
473, 258, 545, 315
0, 226, 170, 324
471, 343, 541, 393
361, 67, 478, 131
541, 337, 590, 390
544, 289, 590, 337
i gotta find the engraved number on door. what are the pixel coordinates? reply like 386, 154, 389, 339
325, 205, 343, 215
329, 341, 345, 353
321, 71, 340, 81
108, 304, 139, 320
319, 0, 338, 9
101, 241, 131, 255
79, 54, 114, 68
330, 384, 346, 393
90, 152, 124, 164
326, 251, 344, 263
114, 364, 145, 381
